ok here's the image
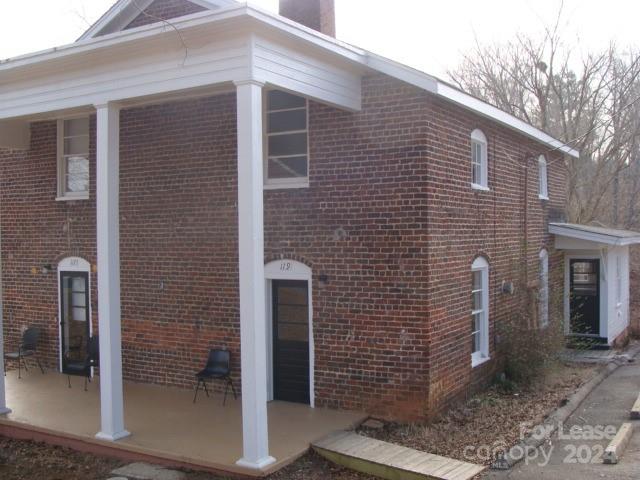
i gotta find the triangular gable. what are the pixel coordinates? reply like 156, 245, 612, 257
78, 0, 237, 41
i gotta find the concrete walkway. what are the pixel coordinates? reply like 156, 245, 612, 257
485, 362, 640, 479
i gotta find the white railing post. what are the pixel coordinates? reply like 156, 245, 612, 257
234, 80, 274, 469
0, 228, 10, 415
95, 102, 129, 441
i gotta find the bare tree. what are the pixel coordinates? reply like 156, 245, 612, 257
448, 9, 640, 228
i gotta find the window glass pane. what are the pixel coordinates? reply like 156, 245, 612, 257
72, 292, 86, 308
278, 286, 308, 306
268, 156, 308, 179
71, 276, 86, 292
277, 322, 308, 341
268, 90, 306, 111
268, 109, 307, 134
472, 289, 482, 311
472, 271, 482, 291
268, 133, 307, 157
66, 156, 89, 193
64, 118, 89, 137
72, 306, 86, 322
64, 136, 89, 155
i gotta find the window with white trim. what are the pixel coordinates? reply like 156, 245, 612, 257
538, 155, 548, 199
57, 117, 90, 200
471, 256, 490, 366
265, 90, 309, 188
539, 249, 549, 327
471, 129, 488, 190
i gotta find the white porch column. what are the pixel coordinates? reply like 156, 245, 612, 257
95, 102, 129, 441
0, 240, 10, 415
234, 80, 275, 469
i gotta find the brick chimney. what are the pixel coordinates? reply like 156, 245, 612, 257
279, 0, 336, 37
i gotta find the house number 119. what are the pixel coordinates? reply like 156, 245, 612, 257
280, 262, 292, 271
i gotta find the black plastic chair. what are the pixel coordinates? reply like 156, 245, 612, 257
4, 327, 45, 379
193, 349, 237, 405
65, 336, 99, 391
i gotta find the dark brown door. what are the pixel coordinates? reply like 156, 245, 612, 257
60, 271, 90, 373
570, 260, 600, 335
272, 280, 310, 404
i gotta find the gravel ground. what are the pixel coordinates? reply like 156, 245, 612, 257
0, 362, 598, 480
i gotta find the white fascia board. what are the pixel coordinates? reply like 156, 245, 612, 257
549, 224, 640, 246
437, 83, 580, 159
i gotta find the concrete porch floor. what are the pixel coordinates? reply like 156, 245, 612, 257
0, 369, 365, 477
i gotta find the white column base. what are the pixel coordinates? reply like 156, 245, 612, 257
236, 455, 276, 470
0, 407, 11, 415
95, 430, 131, 442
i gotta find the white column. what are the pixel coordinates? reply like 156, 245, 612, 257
0, 232, 10, 414
94, 103, 129, 442
234, 80, 275, 470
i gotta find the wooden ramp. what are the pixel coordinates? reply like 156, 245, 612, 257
312, 431, 485, 480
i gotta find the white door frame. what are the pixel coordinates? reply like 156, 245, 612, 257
57, 257, 92, 372
564, 253, 606, 338
264, 259, 314, 408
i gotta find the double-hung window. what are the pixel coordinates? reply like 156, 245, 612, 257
57, 118, 90, 200
471, 256, 490, 366
538, 155, 549, 199
471, 129, 488, 190
265, 90, 309, 188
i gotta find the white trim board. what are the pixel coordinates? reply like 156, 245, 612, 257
551, 223, 640, 246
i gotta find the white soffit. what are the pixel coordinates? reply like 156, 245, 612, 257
550, 223, 640, 246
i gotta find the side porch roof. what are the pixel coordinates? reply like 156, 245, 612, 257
550, 223, 640, 247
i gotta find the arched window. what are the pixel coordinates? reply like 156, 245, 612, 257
539, 249, 549, 327
471, 129, 488, 190
538, 155, 548, 199
471, 256, 490, 366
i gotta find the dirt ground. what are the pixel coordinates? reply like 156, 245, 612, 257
0, 362, 598, 480
360, 362, 599, 466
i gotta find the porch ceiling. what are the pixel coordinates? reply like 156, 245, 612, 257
0, 370, 365, 476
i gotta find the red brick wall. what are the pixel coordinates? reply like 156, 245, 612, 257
124, 0, 206, 30
0, 74, 566, 419
423, 95, 566, 413
279, 0, 336, 37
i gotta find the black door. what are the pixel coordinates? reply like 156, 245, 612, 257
570, 260, 600, 335
60, 271, 90, 373
272, 280, 310, 404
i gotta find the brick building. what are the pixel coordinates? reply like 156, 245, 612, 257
0, 0, 636, 473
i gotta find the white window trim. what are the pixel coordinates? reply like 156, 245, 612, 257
471, 256, 490, 367
470, 129, 489, 191
56, 117, 90, 201
539, 249, 549, 328
263, 92, 310, 190
538, 155, 549, 200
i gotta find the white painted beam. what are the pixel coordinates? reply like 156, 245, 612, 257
234, 80, 275, 470
0, 121, 30, 150
95, 102, 129, 442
